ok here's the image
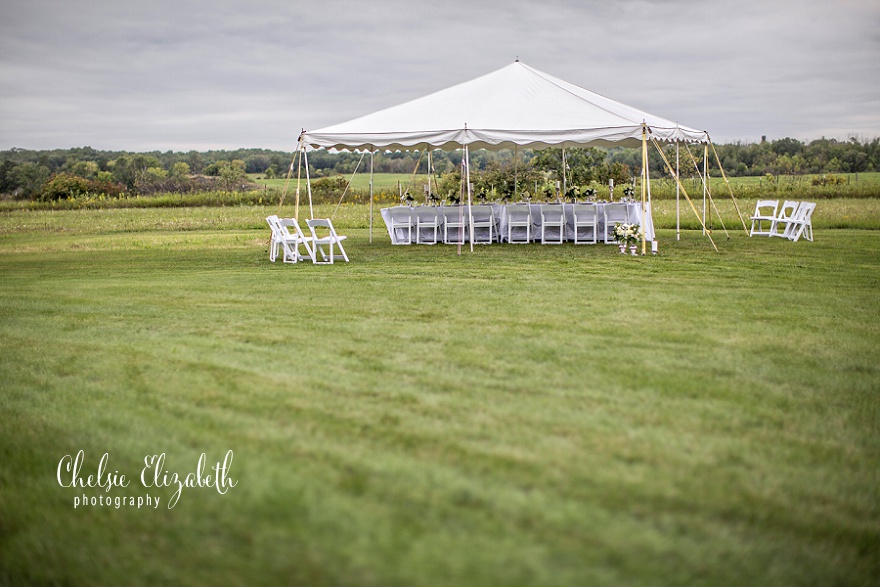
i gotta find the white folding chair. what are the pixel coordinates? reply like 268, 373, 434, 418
571, 204, 598, 244
506, 204, 532, 243
540, 204, 565, 244
267, 216, 314, 264
769, 200, 799, 237
414, 207, 440, 245
441, 205, 467, 244
266, 215, 282, 262
306, 218, 349, 264
469, 205, 496, 244
784, 202, 816, 242
283, 218, 317, 263
388, 206, 414, 245
749, 199, 779, 237
603, 203, 628, 243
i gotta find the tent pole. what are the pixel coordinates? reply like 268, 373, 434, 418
675, 141, 680, 241
292, 150, 302, 218
641, 125, 648, 255
704, 143, 710, 233
702, 146, 707, 235
514, 144, 518, 200
303, 149, 314, 219
427, 148, 433, 200
466, 144, 474, 253
562, 148, 567, 198
369, 148, 374, 243
646, 152, 653, 252
295, 146, 303, 220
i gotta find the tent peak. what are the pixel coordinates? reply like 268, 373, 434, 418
300, 62, 708, 151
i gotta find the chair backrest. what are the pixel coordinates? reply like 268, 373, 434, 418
604, 203, 628, 223
389, 207, 412, 223
415, 207, 440, 223
754, 199, 779, 216
789, 201, 809, 222
281, 218, 310, 241
571, 204, 597, 223
306, 218, 332, 237
270, 215, 295, 238
540, 204, 564, 222
470, 205, 494, 222
780, 202, 809, 238
506, 204, 531, 223
442, 205, 466, 224
778, 200, 798, 220
800, 202, 816, 221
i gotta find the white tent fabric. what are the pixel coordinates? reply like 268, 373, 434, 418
300, 61, 708, 151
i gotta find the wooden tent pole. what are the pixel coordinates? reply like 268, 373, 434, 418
676, 141, 680, 241
303, 149, 314, 219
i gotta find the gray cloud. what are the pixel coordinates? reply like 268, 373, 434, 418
1, 0, 878, 150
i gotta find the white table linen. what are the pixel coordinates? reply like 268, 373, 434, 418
380, 202, 654, 244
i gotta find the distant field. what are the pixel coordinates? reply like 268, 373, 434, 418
252, 172, 431, 192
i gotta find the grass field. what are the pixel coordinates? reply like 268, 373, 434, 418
1, 204, 879, 586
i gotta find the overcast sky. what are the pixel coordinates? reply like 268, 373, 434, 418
1, 0, 878, 152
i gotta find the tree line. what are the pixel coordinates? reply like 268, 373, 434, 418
1, 136, 878, 201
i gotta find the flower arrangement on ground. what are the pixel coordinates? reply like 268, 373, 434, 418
613, 222, 644, 247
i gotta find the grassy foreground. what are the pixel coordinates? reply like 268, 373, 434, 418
1, 205, 879, 586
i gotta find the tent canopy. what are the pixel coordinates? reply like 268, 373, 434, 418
300, 61, 708, 152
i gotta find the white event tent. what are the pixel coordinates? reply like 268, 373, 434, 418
292, 61, 741, 251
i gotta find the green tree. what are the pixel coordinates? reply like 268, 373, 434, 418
596, 161, 632, 187
531, 147, 604, 186
8, 162, 50, 199
170, 162, 190, 179
217, 160, 246, 191
69, 160, 99, 179
0, 160, 18, 193
112, 154, 160, 193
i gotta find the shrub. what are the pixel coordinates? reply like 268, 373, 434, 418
40, 172, 125, 201
311, 176, 348, 195
811, 174, 847, 186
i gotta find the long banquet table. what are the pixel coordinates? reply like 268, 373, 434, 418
380, 202, 654, 244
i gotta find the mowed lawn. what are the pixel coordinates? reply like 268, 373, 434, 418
0, 205, 878, 586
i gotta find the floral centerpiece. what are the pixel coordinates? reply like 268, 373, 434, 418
613, 222, 644, 255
